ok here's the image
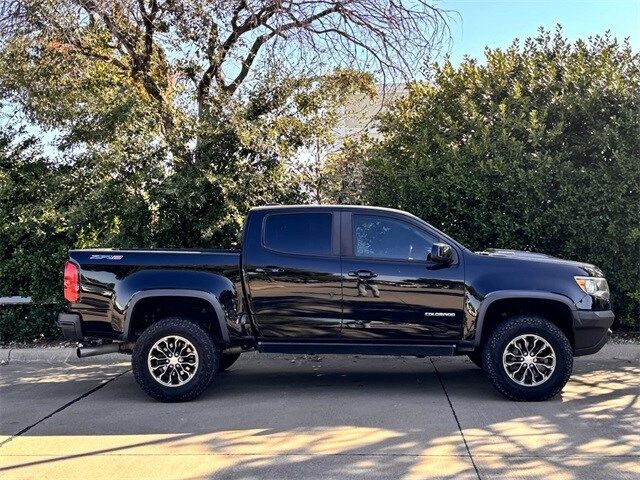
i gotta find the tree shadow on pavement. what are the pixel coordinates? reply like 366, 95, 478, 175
0, 353, 638, 479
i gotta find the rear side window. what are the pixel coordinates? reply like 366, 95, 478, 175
264, 213, 332, 255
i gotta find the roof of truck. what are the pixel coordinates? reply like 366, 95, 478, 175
251, 204, 406, 213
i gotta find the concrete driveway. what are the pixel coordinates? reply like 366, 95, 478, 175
1, 344, 638, 480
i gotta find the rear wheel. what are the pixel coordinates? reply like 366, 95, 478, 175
132, 317, 219, 402
482, 315, 573, 401
217, 352, 241, 373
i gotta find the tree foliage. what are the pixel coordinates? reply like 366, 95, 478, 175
361, 28, 640, 327
0, 129, 72, 301
320, 138, 372, 204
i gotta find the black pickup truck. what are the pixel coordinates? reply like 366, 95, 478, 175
58, 205, 614, 402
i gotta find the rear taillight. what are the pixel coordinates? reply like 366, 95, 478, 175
63, 261, 79, 302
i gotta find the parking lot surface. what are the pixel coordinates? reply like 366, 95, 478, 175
1, 344, 638, 480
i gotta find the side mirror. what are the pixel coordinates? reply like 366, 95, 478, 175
430, 243, 453, 264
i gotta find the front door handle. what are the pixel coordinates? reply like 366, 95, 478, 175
348, 269, 377, 279
255, 266, 284, 274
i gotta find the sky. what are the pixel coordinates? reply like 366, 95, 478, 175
440, 0, 639, 65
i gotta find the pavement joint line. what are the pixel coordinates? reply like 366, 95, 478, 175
431, 357, 482, 480
0, 347, 13, 366
0, 368, 131, 449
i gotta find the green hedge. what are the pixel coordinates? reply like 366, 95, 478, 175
363, 31, 640, 328
0, 304, 62, 344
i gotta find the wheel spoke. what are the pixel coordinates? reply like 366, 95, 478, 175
181, 355, 196, 365
535, 354, 554, 360
152, 348, 168, 359
178, 345, 189, 357
529, 338, 543, 356
531, 363, 545, 377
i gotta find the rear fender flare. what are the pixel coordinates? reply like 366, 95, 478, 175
123, 289, 230, 343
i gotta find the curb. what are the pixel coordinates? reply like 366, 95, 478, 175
0, 347, 129, 365
583, 343, 640, 362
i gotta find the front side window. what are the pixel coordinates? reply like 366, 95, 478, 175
353, 214, 435, 260
264, 213, 332, 255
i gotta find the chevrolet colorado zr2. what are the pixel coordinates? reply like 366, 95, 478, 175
58, 205, 614, 402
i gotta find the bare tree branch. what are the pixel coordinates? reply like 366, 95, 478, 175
0, 0, 452, 127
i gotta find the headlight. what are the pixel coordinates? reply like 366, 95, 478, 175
575, 276, 610, 300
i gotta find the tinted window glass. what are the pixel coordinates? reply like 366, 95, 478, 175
353, 215, 435, 260
264, 213, 332, 255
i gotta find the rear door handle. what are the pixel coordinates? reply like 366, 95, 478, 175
255, 266, 283, 274
348, 269, 377, 279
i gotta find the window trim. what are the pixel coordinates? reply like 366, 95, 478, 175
261, 211, 339, 258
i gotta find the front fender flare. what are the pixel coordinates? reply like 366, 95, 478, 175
123, 289, 230, 343
473, 290, 578, 347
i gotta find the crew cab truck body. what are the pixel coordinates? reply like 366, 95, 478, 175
58, 205, 614, 402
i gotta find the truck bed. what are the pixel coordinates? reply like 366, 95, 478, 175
67, 249, 242, 339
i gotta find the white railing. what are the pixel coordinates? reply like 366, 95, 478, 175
0, 296, 33, 306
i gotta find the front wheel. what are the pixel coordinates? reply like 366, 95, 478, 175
132, 317, 220, 402
482, 315, 573, 401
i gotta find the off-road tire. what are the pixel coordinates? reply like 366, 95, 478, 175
217, 352, 241, 373
482, 315, 573, 401
132, 317, 220, 402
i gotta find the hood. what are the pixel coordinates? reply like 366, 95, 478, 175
476, 248, 604, 277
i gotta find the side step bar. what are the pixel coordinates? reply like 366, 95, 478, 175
257, 342, 456, 357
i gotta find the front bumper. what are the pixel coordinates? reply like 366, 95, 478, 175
57, 313, 83, 342
573, 310, 614, 356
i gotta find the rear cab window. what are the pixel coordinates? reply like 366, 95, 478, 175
264, 212, 332, 256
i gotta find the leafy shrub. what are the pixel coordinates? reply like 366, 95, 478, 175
364, 29, 640, 328
0, 304, 62, 344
